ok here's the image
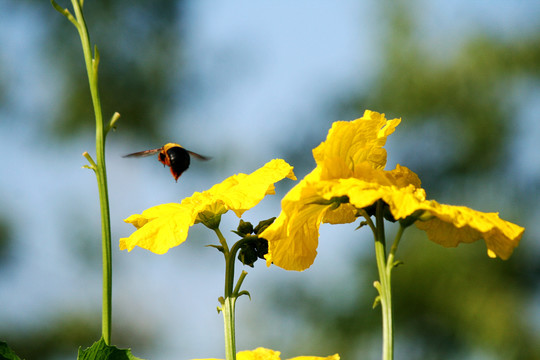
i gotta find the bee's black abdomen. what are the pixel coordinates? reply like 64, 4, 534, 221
167, 146, 191, 180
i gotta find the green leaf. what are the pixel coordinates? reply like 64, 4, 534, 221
372, 295, 381, 309
0, 341, 22, 360
50, 0, 78, 27
206, 244, 225, 253
77, 338, 145, 360
237, 290, 251, 301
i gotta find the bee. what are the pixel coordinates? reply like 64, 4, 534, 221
123, 143, 210, 181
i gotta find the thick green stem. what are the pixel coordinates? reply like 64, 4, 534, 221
213, 228, 238, 360
374, 200, 393, 360
69, 0, 112, 344
222, 296, 237, 360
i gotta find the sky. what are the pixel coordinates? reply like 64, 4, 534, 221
0, 0, 539, 359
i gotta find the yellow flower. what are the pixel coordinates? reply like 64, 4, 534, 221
261, 111, 524, 271
120, 159, 296, 254
191, 347, 339, 360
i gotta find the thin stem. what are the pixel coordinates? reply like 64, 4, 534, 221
69, 0, 112, 344
214, 227, 230, 255
359, 209, 377, 238
233, 271, 248, 297
387, 225, 405, 270
374, 200, 393, 360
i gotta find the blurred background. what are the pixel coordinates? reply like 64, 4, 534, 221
1, 0, 539, 359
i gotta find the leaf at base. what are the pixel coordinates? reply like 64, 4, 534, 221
0, 341, 22, 360
77, 338, 145, 360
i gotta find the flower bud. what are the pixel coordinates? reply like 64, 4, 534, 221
254, 217, 276, 235
236, 219, 254, 236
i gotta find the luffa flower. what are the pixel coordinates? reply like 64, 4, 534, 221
192, 347, 339, 360
120, 159, 296, 254
261, 110, 524, 271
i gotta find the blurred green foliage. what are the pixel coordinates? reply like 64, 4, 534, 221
39, 0, 185, 141
347, 6, 540, 187
0, 312, 152, 360
0, 216, 11, 265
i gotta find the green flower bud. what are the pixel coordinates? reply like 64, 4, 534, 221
238, 244, 258, 267
254, 217, 276, 235
236, 219, 254, 236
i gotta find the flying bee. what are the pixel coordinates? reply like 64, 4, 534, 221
123, 143, 210, 182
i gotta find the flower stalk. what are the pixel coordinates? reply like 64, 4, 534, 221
366, 200, 406, 360
373, 200, 393, 360
221, 296, 237, 360
212, 227, 256, 360
52, 0, 117, 345
214, 227, 250, 360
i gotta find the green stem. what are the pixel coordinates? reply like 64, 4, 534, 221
232, 271, 248, 297
214, 228, 233, 295
222, 296, 237, 360
213, 228, 237, 360
373, 200, 393, 360
63, 0, 113, 344
388, 225, 404, 270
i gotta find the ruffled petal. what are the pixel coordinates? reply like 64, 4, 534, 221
208, 159, 296, 218
288, 355, 340, 360
263, 176, 327, 271
120, 203, 196, 254
313, 110, 401, 179
414, 201, 524, 259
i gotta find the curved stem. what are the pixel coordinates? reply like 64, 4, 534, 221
360, 209, 377, 238
233, 271, 248, 297
374, 200, 393, 360
388, 225, 405, 270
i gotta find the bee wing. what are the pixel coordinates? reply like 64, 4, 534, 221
187, 150, 211, 161
122, 148, 162, 158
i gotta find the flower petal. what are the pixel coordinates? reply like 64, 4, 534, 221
287, 355, 340, 360
120, 203, 196, 254
342, 177, 524, 259
191, 348, 280, 360
313, 110, 401, 179
263, 178, 325, 271
206, 159, 296, 218
263, 172, 357, 271
237, 347, 281, 360
414, 202, 524, 259
191, 348, 339, 360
